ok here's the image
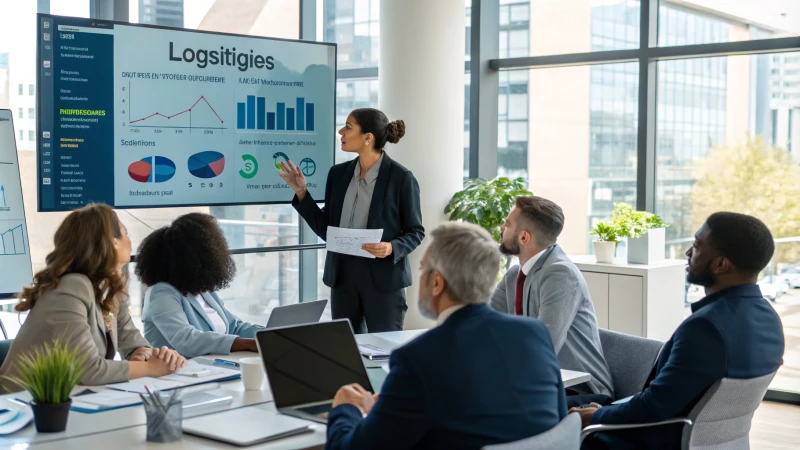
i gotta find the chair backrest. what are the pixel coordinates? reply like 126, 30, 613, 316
0, 339, 13, 368
599, 328, 663, 399
682, 371, 776, 450
482, 413, 581, 450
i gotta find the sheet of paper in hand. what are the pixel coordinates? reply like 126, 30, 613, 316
326, 226, 384, 258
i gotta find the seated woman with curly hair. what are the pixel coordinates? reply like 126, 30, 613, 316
136, 213, 263, 358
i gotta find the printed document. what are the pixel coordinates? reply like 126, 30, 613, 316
326, 226, 383, 258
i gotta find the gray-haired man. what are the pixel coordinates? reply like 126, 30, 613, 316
491, 196, 614, 404
325, 222, 567, 450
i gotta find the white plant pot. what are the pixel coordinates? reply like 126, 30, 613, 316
593, 241, 617, 264
627, 227, 666, 265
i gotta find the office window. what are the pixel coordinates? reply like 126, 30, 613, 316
504, 63, 638, 256
28, 108, 34, 119
18, 84, 23, 95
517, 0, 640, 57
656, 52, 800, 394
19, 130, 23, 141
658, 0, 797, 46
50, 0, 90, 17
28, 84, 34, 96
28, 130, 34, 141
324, 0, 380, 69
18, 108, 23, 119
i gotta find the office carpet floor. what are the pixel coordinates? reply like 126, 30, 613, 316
751, 401, 800, 449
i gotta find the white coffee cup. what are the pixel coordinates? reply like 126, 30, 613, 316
239, 357, 265, 391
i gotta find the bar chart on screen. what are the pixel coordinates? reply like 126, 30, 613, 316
236, 95, 316, 134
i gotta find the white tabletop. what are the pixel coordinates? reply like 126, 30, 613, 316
0, 378, 273, 446
26, 403, 326, 450
2, 329, 591, 448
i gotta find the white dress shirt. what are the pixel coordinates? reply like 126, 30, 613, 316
520, 247, 548, 276
197, 294, 228, 334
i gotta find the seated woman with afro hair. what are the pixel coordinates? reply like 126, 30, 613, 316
136, 213, 263, 358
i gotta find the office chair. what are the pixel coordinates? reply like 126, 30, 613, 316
599, 328, 663, 399
482, 413, 581, 450
581, 371, 777, 449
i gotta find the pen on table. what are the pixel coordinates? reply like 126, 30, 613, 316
8, 398, 28, 407
213, 358, 240, 367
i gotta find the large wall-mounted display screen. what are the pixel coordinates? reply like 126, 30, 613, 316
37, 14, 335, 212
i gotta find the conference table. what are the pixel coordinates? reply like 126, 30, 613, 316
0, 330, 592, 449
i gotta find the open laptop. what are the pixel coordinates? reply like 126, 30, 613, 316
255, 320, 373, 424
265, 299, 328, 329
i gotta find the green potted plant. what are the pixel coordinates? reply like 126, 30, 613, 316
590, 221, 620, 263
610, 203, 669, 264
445, 177, 533, 271
4, 339, 88, 433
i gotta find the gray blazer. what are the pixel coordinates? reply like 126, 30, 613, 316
142, 282, 263, 358
490, 245, 614, 396
0, 273, 150, 393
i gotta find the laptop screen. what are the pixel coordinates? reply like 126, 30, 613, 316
256, 320, 373, 408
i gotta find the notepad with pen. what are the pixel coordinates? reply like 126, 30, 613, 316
358, 344, 391, 360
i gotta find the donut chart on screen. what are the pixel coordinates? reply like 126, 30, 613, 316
188, 151, 226, 179
127, 156, 176, 183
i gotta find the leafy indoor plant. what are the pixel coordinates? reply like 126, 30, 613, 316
4, 339, 88, 432
590, 221, 620, 263
444, 177, 533, 243
445, 177, 533, 273
610, 203, 669, 264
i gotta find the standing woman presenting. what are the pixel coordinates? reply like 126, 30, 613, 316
279, 108, 424, 333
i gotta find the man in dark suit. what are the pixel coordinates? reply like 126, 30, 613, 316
573, 212, 785, 450
325, 223, 567, 450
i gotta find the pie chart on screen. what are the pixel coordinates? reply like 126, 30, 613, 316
128, 156, 176, 183
188, 151, 225, 179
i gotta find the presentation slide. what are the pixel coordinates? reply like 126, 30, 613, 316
37, 14, 335, 212
0, 110, 34, 297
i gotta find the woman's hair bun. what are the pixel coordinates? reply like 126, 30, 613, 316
386, 119, 405, 144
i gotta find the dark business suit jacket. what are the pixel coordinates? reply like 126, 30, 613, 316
587, 284, 785, 450
325, 304, 568, 450
293, 153, 424, 292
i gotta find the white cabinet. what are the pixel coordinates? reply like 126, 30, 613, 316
608, 274, 643, 336
582, 272, 609, 328
570, 256, 686, 341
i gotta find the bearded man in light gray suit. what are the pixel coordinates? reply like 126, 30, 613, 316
490, 196, 614, 405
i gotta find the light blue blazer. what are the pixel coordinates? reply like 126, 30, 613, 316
142, 282, 263, 358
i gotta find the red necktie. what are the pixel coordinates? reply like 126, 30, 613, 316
515, 270, 527, 316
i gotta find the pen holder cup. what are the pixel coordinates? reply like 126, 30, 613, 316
145, 400, 183, 443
